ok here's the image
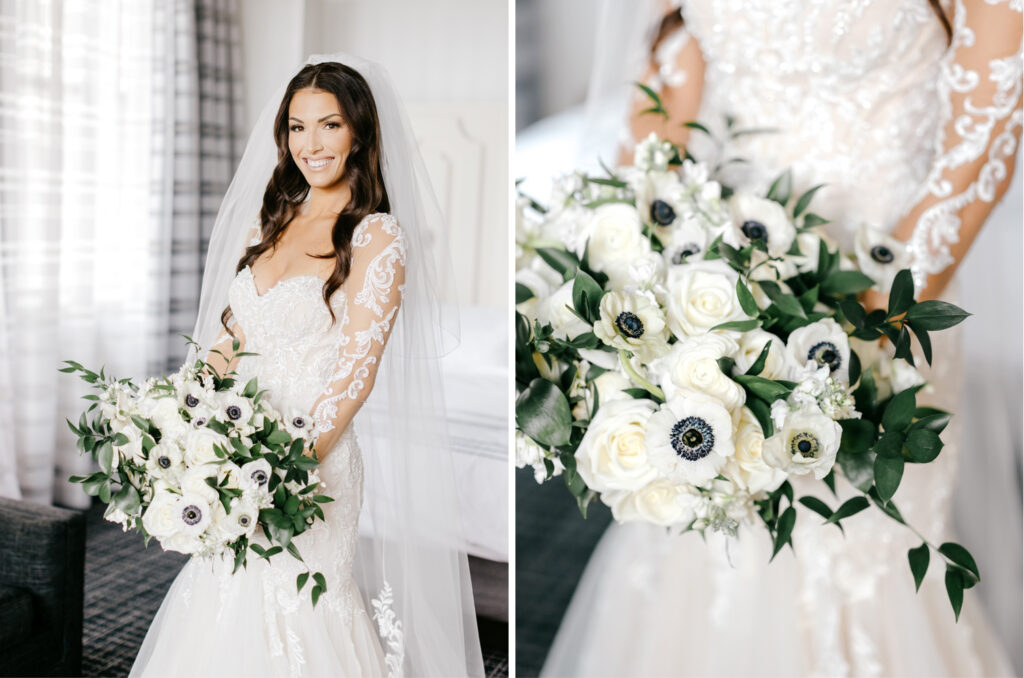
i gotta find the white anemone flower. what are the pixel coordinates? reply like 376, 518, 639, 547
239, 458, 273, 497
217, 391, 254, 428
212, 496, 259, 541
593, 291, 670, 361
726, 194, 796, 258
175, 493, 213, 537
762, 405, 841, 479
855, 224, 911, 293
786, 318, 851, 384
284, 410, 314, 442
659, 212, 710, 267
645, 389, 735, 485
145, 443, 184, 480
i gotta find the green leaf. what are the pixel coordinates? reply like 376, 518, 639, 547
746, 398, 774, 438
887, 270, 915, 318
97, 441, 114, 475
284, 494, 300, 516
905, 428, 943, 463
709, 319, 761, 332
802, 213, 830, 228
745, 340, 773, 376
909, 543, 930, 592
313, 572, 327, 591
536, 247, 581, 279
761, 283, 805, 318
515, 378, 572, 447
766, 169, 793, 206
311, 585, 323, 608
882, 388, 917, 432
733, 374, 792, 402
910, 411, 951, 435
904, 300, 971, 331
939, 542, 980, 582
266, 430, 291, 446
798, 496, 834, 522
265, 521, 294, 549
839, 418, 876, 454
515, 283, 534, 304
873, 452, 905, 503
820, 271, 876, 296
771, 506, 796, 561
131, 416, 153, 435
909, 323, 933, 366
945, 567, 965, 621
736, 278, 759, 317
840, 299, 868, 329
312, 494, 335, 504
826, 496, 869, 524
792, 183, 825, 218
296, 572, 309, 592
572, 270, 605, 324
893, 325, 914, 365
242, 377, 259, 399
112, 484, 142, 515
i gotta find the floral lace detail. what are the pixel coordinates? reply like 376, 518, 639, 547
371, 581, 406, 678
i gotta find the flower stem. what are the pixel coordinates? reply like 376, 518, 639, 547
618, 350, 665, 400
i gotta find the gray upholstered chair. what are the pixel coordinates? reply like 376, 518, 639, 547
0, 496, 86, 677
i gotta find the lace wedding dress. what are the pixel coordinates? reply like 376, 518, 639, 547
542, 2, 1020, 676
130, 213, 405, 678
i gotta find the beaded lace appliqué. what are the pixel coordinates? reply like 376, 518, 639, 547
371, 581, 406, 678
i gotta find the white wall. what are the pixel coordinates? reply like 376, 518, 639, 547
238, 0, 509, 308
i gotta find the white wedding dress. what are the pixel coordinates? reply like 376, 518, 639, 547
542, 2, 1020, 676
129, 213, 405, 678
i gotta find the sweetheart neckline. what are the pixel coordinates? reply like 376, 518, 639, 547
242, 265, 326, 299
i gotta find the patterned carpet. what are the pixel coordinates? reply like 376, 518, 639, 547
514, 468, 612, 677
81, 502, 508, 677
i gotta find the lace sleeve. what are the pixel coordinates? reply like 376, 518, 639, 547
900, 0, 1023, 292
309, 213, 406, 447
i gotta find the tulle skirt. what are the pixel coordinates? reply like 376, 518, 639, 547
129, 552, 386, 678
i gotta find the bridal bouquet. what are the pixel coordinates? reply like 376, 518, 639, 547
63, 338, 332, 605
515, 127, 979, 618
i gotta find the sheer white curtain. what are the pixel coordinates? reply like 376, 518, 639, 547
0, 0, 241, 506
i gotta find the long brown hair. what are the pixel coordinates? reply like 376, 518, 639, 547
221, 62, 390, 334
652, 2, 952, 54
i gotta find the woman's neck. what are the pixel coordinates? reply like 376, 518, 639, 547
303, 181, 352, 218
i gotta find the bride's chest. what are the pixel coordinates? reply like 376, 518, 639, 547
228, 266, 347, 346
682, 0, 948, 81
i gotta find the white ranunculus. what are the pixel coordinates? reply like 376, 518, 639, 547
727, 194, 796, 258
538, 280, 592, 340
606, 479, 701, 527
584, 203, 652, 288
142, 491, 183, 538
722, 407, 787, 494
212, 496, 259, 541
733, 329, 793, 380
762, 404, 841, 479
143, 396, 189, 444
515, 432, 562, 484
575, 398, 659, 493
663, 260, 749, 339
183, 427, 229, 468
656, 334, 745, 411
854, 224, 911, 293
645, 389, 735, 485
593, 291, 670, 361
145, 443, 184, 480
622, 251, 667, 292
786, 318, 851, 383
180, 463, 220, 505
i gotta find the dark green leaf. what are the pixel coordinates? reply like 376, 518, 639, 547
826, 496, 869, 524
820, 271, 876, 296
873, 452, 905, 503
904, 300, 971, 331
909, 322, 933, 366
838, 418, 876, 454
746, 398, 774, 438
771, 506, 796, 561
572, 270, 605, 324
887, 270, 915, 318
736, 278, 759, 317
710, 318, 761, 332
909, 543, 930, 592
905, 428, 943, 463
798, 496, 834, 521
893, 325, 914, 365
910, 411, 951, 435
745, 340, 773, 376
536, 247, 581, 279
284, 494, 300, 515
266, 430, 291, 446
939, 542, 980, 582
97, 441, 114, 475
793, 184, 825, 218
766, 169, 793, 206
802, 213, 830, 228
296, 572, 309, 592
242, 377, 259, 399
882, 388, 917, 432
945, 567, 965, 621
515, 283, 534, 304
515, 378, 573, 447
733, 374, 791, 402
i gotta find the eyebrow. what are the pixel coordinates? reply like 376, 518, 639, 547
289, 113, 342, 123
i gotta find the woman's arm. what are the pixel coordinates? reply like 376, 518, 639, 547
623, 5, 707, 164
307, 214, 406, 458
875, 0, 1022, 307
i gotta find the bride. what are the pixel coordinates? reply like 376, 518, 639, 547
540, 1, 1021, 676
130, 55, 484, 677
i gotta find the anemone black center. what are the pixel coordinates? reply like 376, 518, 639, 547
158, 456, 172, 469
808, 341, 842, 372
670, 416, 715, 461
870, 245, 894, 263
252, 470, 268, 486
239, 515, 251, 526
615, 311, 645, 339
226, 405, 242, 420
292, 417, 306, 429
182, 505, 202, 526
650, 199, 676, 226
672, 243, 701, 265
741, 220, 768, 242
184, 394, 199, 408
791, 432, 820, 459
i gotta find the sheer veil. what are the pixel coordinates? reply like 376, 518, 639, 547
190, 53, 483, 677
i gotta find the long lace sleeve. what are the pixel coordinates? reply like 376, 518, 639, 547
624, 3, 707, 163
309, 213, 406, 453
899, 0, 1023, 294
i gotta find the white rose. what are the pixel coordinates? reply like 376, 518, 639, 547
606, 479, 701, 527
726, 194, 796, 258
786, 318, 851, 384
179, 464, 220, 505
537, 280, 591, 340
762, 405, 841, 479
183, 427, 228, 467
722, 407, 787, 494
142, 491, 183, 538
645, 388, 735, 485
656, 334, 745, 412
733, 329, 794, 380
575, 398, 659, 493
159, 531, 202, 556
663, 260, 749, 339
593, 291, 670, 361
855, 224, 911, 293
114, 424, 146, 465
584, 203, 652, 288
623, 251, 667, 292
